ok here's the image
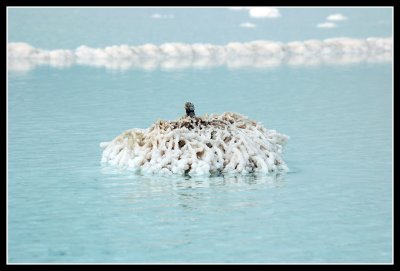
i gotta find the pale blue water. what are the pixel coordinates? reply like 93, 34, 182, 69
8, 63, 392, 263
8, 7, 392, 48
8, 7, 392, 264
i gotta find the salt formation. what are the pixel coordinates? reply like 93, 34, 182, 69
100, 103, 289, 176
8, 37, 393, 71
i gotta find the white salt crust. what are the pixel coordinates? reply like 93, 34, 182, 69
100, 112, 289, 176
8, 38, 393, 71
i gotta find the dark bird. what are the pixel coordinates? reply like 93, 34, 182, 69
185, 102, 195, 117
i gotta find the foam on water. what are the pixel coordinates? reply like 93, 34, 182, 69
7, 37, 392, 71
100, 112, 289, 176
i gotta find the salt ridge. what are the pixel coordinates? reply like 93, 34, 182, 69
8, 37, 392, 71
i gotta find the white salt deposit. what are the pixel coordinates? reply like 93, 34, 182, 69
8, 37, 392, 71
100, 112, 289, 176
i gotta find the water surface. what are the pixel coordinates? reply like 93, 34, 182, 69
8, 62, 392, 263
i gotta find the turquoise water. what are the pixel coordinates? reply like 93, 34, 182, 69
8, 7, 392, 48
7, 7, 392, 263
8, 63, 392, 263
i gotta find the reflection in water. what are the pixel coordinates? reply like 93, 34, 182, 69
100, 165, 285, 190
99, 165, 285, 212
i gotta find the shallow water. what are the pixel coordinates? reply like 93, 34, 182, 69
8, 63, 392, 263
